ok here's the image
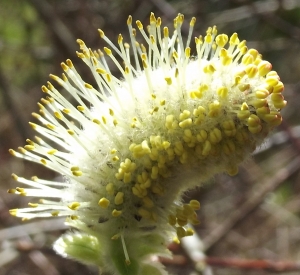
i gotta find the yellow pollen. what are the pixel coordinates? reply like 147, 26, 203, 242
68, 202, 80, 210
98, 198, 110, 208
114, 192, 124, 205
112, 209, 122, 217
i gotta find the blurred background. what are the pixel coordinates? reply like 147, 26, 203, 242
0, 0, 300, 274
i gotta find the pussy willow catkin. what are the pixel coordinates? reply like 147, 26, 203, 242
9, 13, 286, 275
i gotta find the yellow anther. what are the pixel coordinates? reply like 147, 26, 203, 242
112, 156, 119, 162
248, 48, 258, 60
98, 197, 110, 208
266, 76, 279, 87
66, 59, 73, 68
47, 149, 57, 155
93, 119, 101, 125
9, 209, 18, 216
127, 15, 132, 25
221, 54, 233, 66
186, 228, 194, 236
222, 120, 236, 136
222, 140, 236, 155
148, 12, 156, 23
267, 71, 279, 78
165, 77, 172, 85
96, 68, 106, 74
176, 227, 186, 239
256, 106, 270, 117
263, 112, 282, 126
163, 26, 169, 38
202, 140, 211, 156
168, 214, 177, 226
242, 53, 254, 65
245, 64, 258, 78
149, 164, 158, 179
196, 130, 207, 142
271, 93, 287, 109
273, 81, 284, 94
251, 99, 267, 108
203, 64, 216, 74
255, 88, 269, 99
182, 205, 195, 217
177, 217, 188, 226
248, 114, 262, 134
46, 123, 55, 130
238, 40, 246, 49
227, 165, 239, 176
24, 145, 34, 151
77, 105, 85, 112
60, 62, 69, 71
72, 170, 82, 177
106, 73, 112, 83
215, 34, 228, 47
54, 111, 63, 119
258, 60, 272, 76
189, 200, 200, 210
184, 129, 192, 138
217, 86, 228, 98
28, 203, 38, 208
179, 118, 192, 128
41, 159, 47, 165
117, 34, 123, 45
204, 33, 212, 44
160, 141, 170, 151
98, 29, 105, 38
142, 196, 154, 208
136, 20, 143, 30
112, 209, 122, 217
185, 47, 191, 58
165, 115, 178, 130
156, 17, 161, 27
84, 83, 93, 89
189, 16, 196, 27
7, 188, 17, 194
68, 202, 80, 210
105, 183, 115, 196
114, 192, 124, 205
229, 32, 239, 45
208, 101, 221, 117
51, 211, 59, 217
16, 187, 26, 194
123, 172, 132, 183
209, 128, 222, 143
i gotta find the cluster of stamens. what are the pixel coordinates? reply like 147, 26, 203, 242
8, 12, 285, 259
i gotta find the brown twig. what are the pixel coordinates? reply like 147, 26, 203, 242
206, 257, 300, 272
0, 67, 29, 141
203, 155, 300, 251
27, 0, 77, 56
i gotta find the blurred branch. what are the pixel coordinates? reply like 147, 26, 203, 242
0, 67, 29, 141
208, 0, 300, 27
249, 2, 300, 42
27, 0, 77, 56
0, 219, 66, 240
205, 257, 300, 272
203, 155, 300, 251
